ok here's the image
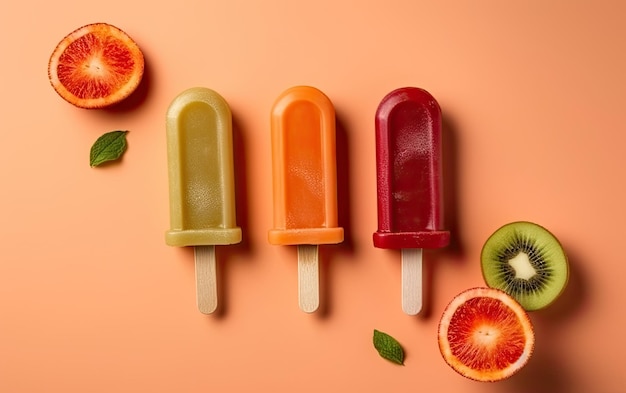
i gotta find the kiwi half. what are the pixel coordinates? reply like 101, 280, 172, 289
480, 221, 569, 311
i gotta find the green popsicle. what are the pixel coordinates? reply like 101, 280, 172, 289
165, 87, 242, 314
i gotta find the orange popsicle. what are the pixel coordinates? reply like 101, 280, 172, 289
269, 86, 343, 312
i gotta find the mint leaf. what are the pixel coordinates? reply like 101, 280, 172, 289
373, 329, 404, 365
90, 130, 128, 167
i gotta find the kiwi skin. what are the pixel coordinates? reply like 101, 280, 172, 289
480, 221, 569, 311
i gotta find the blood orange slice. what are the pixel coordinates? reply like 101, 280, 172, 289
438, 287, 534, 382
48, 23, 144, 109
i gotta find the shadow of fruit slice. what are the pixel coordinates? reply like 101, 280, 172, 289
438, 287, 535, 382
481, 221, 569, 311
48, 23, 144, 109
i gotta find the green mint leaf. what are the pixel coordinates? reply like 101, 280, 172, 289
90, 130, 128, 167
373, 329, 404, 365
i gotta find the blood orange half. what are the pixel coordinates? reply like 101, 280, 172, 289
438, 287, 534, 382
48, 23, 144, 109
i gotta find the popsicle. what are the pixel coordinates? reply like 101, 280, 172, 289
165, 87, 242, 314
373, 87, 450, 315
269, 86, 344, 313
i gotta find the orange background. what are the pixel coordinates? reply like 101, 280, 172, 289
1, 1, 625, 392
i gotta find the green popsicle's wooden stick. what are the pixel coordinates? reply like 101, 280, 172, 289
195, 245, 217, 314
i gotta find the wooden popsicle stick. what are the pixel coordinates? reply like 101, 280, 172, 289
401, 248, 423, 315
194, 245, 218, 314
297, 244, 320, 313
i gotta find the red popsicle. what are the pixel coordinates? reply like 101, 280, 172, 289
373, 87, 450, 315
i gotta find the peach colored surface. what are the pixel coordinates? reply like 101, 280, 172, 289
1, 1, 625, 392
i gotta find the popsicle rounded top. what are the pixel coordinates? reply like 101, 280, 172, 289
165, 87, 242, 247
268, 86, 344, 245
373, 87, 450, 249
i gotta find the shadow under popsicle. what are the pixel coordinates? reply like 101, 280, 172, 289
316, 111, 354, 318
441, 112, 464, 258
211, 113, 252, 317
423, 111, 463, 319
410, 109, 463, 319
334, 112, 355, 254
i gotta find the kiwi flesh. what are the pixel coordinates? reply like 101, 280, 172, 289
481, 221, 569, 311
